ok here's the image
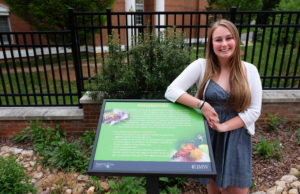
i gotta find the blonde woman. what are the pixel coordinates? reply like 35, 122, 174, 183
165, 19, 262, 194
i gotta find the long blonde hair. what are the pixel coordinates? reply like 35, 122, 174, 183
198, 19, 251, 112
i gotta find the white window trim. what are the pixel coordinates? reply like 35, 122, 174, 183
0, 4, 13, 45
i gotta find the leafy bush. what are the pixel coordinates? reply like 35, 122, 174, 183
88, 30, 191, 100
108, 177, 146, 194
159, 177, 186, 194
0, 155, 36, 193
13, 121, 90, 173
265, 113, 285, 131
13, 120, 65, 152
254, 135, 282, 161
80, 129, 96, 150
48, 141, 89, 173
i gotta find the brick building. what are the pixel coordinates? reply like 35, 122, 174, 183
0, 0, 208, 45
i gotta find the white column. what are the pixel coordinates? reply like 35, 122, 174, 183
155, 0, 165, 34
125, 0, 136, 47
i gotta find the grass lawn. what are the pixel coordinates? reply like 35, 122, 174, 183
0, 71, 78, 106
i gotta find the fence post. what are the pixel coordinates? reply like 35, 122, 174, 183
106, 8, 113, 36
230, 7, 237, 24
68, 8, 83, 108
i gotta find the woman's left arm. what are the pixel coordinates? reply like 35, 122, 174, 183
210, 65, 262, 133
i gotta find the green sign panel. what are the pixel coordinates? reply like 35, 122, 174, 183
88, 100, 216, 177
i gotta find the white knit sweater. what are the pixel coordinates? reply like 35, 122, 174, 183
165, 58, 262, 135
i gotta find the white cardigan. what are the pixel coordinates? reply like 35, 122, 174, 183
165, 58, 262, 135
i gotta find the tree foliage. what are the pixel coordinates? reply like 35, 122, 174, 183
272, 0, 300, 46
4, 0, 116, 31
275, 0, 300, 11
206, 0, 263, 10
88, 30, 192, 100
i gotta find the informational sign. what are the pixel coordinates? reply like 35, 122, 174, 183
88, 99, 216, 177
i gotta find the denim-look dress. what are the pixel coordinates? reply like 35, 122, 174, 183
199, 80, 252, 188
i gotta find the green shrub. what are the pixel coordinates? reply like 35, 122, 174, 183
88, 30, 191, 100
109, 177, 146, 194
265, 113, 285, 131
13, 121, 90, 173
48, 141, 89, 173
0, 155, 36, 193
254, 135, 282, 161
159, 177, 185, 194
80, 129, 96, 150
13, 120, 65, 152
13, 121, 66, 166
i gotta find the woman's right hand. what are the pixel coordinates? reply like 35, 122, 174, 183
201, 102, 219, 128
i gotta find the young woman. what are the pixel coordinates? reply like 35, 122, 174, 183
165, 19, 262, 194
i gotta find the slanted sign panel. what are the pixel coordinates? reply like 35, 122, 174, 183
88, 100, 216, 177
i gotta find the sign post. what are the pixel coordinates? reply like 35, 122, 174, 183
88, 99, 216, 192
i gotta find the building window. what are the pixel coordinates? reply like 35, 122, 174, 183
0, 4, 12, 44
136, 0, 144, 26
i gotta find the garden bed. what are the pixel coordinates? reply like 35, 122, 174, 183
0, 117, 299, 193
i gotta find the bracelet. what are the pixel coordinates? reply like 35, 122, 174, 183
199, 100, 205, 110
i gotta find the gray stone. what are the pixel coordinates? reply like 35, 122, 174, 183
289, 168, 299, 176
291, 181, 300, 190
31, 178, 37, 184
65, 189, 72, 194
34, 181, 42, 188
267, 186, 284, 194
275, 180, 286, 188
288, 189, 299, 194
29, 161, 36, 167
11, 147, 23, 154
281, 175, 298, 183
23, 162, 31, 168
77, 175, 88, 182
1, 146, 10, 153
87, 186, 95, 194
251, 192, 266, 194
21, 150, 34, 158
33, 172, 44, 179
100, 182, 110, 191
73, 185, 84, 194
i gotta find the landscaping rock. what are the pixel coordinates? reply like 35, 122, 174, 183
87, 186, 95, 194
288, 189, 298, 194
1, 146, 10, 153
11, 147, 23, 154
30, 161, 36, 167
281, 175, 298, 184
100, 181, 110, 191
21, 150, 33, 158
73, 185, 85, 194
33, 172, 44, 180
289, 168, 299, 176
266, 185, 284, 194
275, 180, 286, 189
291, 181, 300, 190
77, 175, 89, 182
251, 191, 266, 194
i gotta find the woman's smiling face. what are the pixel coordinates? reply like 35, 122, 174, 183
212, 26, 236, 61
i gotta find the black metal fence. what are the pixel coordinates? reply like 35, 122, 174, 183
0, 31, 80, 106
0, 8, 299, 107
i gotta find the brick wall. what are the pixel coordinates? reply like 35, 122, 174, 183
258, 102, 300, 124
0, 104, 101, 139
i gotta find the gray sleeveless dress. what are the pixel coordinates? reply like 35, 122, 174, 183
199, 80, 252, 188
